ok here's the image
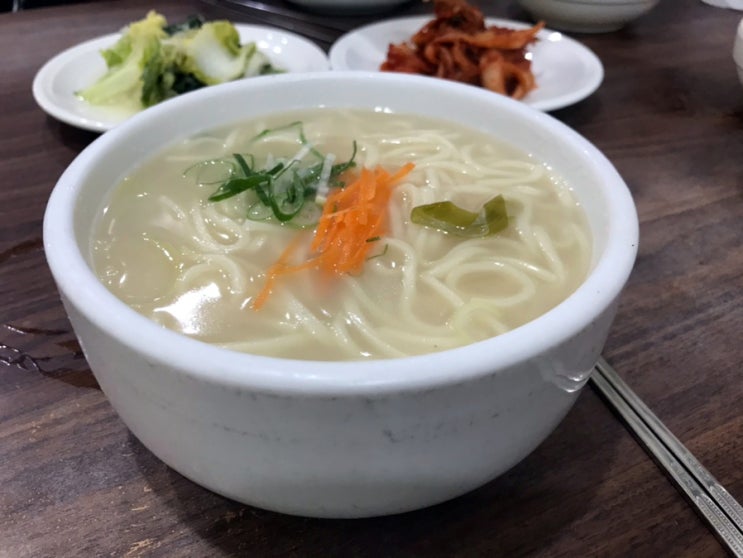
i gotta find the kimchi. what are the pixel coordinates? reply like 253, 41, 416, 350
381, 0, 544, 100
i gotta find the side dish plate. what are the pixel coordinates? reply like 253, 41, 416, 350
32, 24, 331, 133
329, 17, 604, 112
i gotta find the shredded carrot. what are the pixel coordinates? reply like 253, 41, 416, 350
250, 233, 307, 311
251, 162, 415, 310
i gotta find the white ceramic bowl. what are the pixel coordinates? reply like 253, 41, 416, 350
702, 0, 743, 8
734, 17, 743, 88
44, 72, 638, 518
517, 0, 660, 33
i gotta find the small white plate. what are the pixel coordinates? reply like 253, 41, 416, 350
329, 16, 604, 111
32, 24, 331, 133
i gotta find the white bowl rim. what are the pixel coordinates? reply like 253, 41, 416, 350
519, 0, 659, 5
44, 71, 638, 396
734, 18, 743, 65
290, 0, 409, 5
523, 0, 660, 5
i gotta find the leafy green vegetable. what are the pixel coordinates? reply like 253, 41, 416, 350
163, 14, 204, 36
140, 45, 174, 107
77, 11, 283, 110
198, 122, 357, 227
178, 21, 258, 85
100, 36, 133, 67
411, 195, 509, 237
170, 72, 205, 95
78, 11, 167, 107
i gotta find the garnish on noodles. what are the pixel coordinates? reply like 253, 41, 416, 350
252, 163, 415, 310
380, 0, 544, 100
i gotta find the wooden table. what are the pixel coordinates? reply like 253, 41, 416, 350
1, 0, 741, 556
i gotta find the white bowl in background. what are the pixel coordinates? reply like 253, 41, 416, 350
734, 17, 743, 87
516, 0, 660, 33
43, 72, 638, 518
701, 0, 743, 9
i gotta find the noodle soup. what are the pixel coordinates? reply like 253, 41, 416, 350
91, 109, 591, 360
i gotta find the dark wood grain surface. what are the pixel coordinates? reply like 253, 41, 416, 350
1, 0, 741, 556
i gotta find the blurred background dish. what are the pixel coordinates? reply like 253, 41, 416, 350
700, 0, 743, 8
515, 0, 661, 33
734, 17, 743, 87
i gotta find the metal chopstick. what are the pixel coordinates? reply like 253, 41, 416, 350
590, 357, 743, 557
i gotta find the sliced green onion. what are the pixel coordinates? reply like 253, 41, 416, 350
200, 122, 357, 225
251, 121, 303, 143
208, 175, 270, 202
233, 153, 254, 176
269, 171, 306, 221
366, 243, 389, 260
183, 158, 236, 185
330, 141, 357, 181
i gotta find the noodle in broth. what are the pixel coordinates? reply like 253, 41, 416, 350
91, 109, 591, 360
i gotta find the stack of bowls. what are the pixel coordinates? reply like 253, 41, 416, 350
516, 0, 660, 33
